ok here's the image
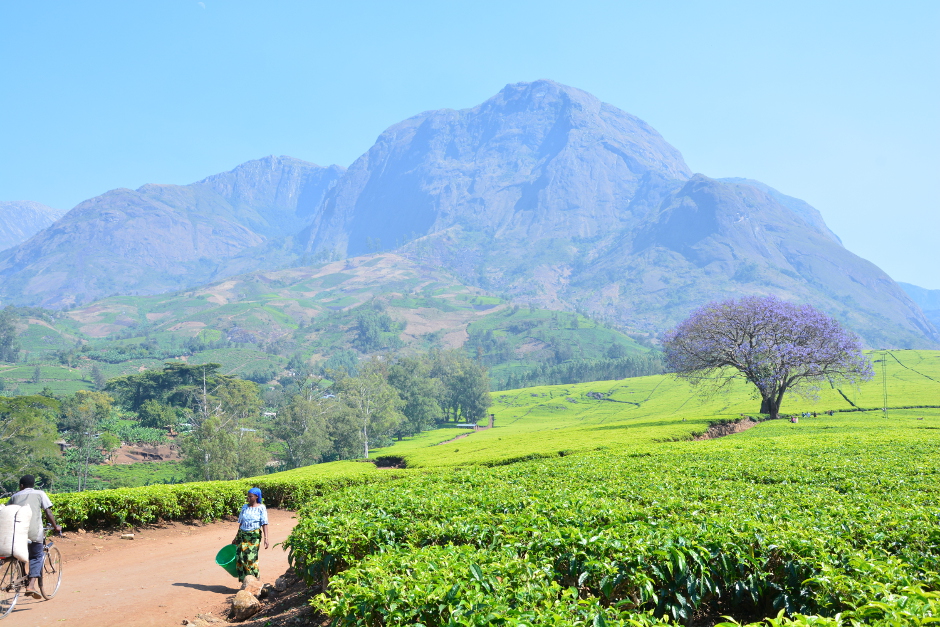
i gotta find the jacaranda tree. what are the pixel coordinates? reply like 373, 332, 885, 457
663, 295, 873, 418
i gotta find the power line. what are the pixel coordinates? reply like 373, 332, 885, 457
882, 350, 889, 418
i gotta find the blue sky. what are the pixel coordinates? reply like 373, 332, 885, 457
1, 1, 937, 288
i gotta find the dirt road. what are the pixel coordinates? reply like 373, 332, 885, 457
4, 508, 297, 627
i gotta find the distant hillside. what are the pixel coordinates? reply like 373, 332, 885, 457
0, 201, 64, 251
899, 282, 940, 329
2, 253, 656, 395
0, 156, 343, 308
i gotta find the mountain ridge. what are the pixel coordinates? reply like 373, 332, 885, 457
0, 156, 343, 307
0, 200, 65, 252
0, 80, 934, 348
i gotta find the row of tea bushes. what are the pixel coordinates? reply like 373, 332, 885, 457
50, 462, 407, 528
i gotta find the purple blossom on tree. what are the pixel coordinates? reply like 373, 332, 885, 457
663, 295, 873, 418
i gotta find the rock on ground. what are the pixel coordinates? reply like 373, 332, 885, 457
230, 589, 262, 621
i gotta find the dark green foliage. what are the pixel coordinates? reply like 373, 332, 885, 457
351, 301, 405, 353
88, 461, 184, 489
83, 342, 181, 364
59, 390, 112, 491
432, 350, 492, 423
90, 364, 106, 390
0, 307, 20, 362
387, 356, 444, 437
318, 350, 360, 377
0, 395, 60, 491
105, 362, 227, 412
135, 400, 179, 431
269, 386, 334, 469
243, 365, 280, 384
498, 354, 664, 390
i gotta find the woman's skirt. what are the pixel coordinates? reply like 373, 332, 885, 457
235, 529, 262, 581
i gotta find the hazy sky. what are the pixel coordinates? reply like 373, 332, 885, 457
2, 1, 937, 288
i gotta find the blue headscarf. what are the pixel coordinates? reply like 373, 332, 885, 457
248, 487, 262, 504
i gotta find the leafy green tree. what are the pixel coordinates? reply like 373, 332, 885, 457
0, 308, 20, 363
0, 395, 60, 490
60, 390, 113, 491
91, 364, 107, 390
324, 404, 361, 461
106, 362, 227, 412
270, 379, 335, 469
352, 302, 404, 353
334, 361, 404, 458
319, 350, 360, 377
137, 399, 178, 430
31, 366, 41, 385
180, 378, 268, 481
99, 432, 121, 463
432, 351, 492, 423
387, 356, 443, 438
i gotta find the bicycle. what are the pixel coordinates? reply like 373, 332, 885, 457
0, 526, 63, 618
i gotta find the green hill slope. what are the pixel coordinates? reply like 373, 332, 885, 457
371, 348, 940, 468
2, 253, 658, 394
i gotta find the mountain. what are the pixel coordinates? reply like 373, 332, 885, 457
303, 80, 692, 257
899, 282, 940, 329
0, 156, 343, 308
0, 201, 64, 251
0, 80, 934, 348
298, 80, 937, 348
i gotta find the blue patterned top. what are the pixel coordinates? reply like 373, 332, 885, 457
238, 504, 268, 531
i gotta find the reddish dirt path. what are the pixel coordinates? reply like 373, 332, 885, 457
4, 508, 297, 627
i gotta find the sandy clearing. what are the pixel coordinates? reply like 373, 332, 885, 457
168, 321, 206, 332
79, 323, 125, 337
4, 509, 297, 627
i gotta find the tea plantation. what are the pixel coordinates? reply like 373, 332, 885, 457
51, 350, 940, 625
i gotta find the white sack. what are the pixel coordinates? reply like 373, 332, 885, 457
0, 504, 32, 562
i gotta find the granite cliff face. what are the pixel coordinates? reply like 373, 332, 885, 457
0, 81, 934, 347
304, 80, 692, 257
0, 201, 64, 252
0, 157, 343, 307
296, 80, 936, 347
900, 283, 940, 330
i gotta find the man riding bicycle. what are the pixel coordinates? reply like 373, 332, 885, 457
7, 475, 61, 599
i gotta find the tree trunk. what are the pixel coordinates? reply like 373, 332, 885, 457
759, 396, 780, 419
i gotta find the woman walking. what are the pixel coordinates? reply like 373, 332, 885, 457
232, 487, 269, 581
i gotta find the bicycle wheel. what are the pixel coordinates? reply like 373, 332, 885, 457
0, 559, 23, 618
39, 546, 62, 600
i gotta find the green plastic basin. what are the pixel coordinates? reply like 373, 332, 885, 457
215, 544, 238, 578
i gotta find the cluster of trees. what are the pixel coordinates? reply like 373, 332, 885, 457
497, 353, 664, 390
269, 350, 490, 468
100, 350, 490, 481
0, 347, 491, 491
352, 302, 405, 353
0, 390, 132, 493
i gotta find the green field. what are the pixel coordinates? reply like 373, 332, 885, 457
49, 350, 940, 625
368, 349, 940, 468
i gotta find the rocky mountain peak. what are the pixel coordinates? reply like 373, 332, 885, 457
0, 201, 65, 252
305, 80, 692, 257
